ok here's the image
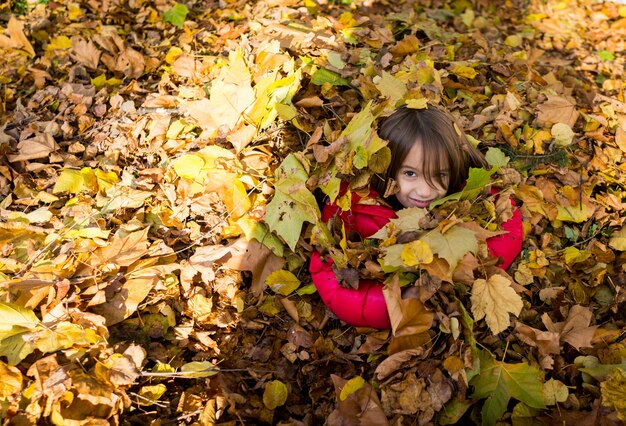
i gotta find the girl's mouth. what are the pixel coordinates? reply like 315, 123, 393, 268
411, 199, 432, 208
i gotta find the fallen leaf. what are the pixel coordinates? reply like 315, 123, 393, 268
471, 275, 523, 334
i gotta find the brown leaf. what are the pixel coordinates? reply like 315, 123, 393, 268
382, 275, 434, 337
7, 16, 34, 56
375, 348, 425, 381
91, 228, 150, 267
7, 133, 59, 162
330, 374, 389, 426
220, 238, 285, 297
70, 36, 101, 69
542, 305, 597, 350
536, 94, 580, 128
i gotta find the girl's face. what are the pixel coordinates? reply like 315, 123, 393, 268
394, 141, 448, 208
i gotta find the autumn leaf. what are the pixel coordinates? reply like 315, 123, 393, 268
263, 380, 288, 409
401, 240, 433, 266
471, 275, 523, 334
421, 225, 478, 271
265, 154, 320, 250
266, 270, 301, 296
470, 349, 546, 426
163, 3, 189, 27
0, 302, 40, 340
431, 167, 496, 208
383, 275, 434, 337
600, 368, 626, 421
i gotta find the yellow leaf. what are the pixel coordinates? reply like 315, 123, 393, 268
0, 360, 22, 398
46, 35, 72, 52
188, 294, 213, 321
172, 154, 205, 180
406, 98, 429, 109
504, 34, 522, 47
471, 275, 523, 334
180, 361, 220, 378
165, 46, 184, 65
555, 203, 593, 223
373, 71, 407, 105
551, 123, 574, 147
68, 3, 84, 20
263, 380, 288, 409
339, 376, 365, 401
53, 168, 98, 194
562, 246, 591, 265
401, 240, 433, 266
451, 65, 478, 79
0, 302, 40, 340
601, 368, 626, 421
138, 384, 167, 404
542, 378, 569, 405
610, 224, 626, 251
266, 270, 301, 296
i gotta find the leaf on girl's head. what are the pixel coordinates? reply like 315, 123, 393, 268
373, 71, 407, 106
406, 98, 429, 109
163, 3, 189, 27
471, 275, 523, 334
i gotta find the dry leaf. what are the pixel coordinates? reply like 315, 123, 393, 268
471, 275, 523, 334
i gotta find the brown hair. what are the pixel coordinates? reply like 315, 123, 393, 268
373, 104, 487, 200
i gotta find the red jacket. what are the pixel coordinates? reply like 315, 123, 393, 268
310, 188, 523, 329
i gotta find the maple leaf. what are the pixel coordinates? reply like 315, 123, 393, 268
421, 225, 478, 271
471, 275, 523, 334
542, 305, 597, 351
265, 154, 320, 251
470, 350, 546, 426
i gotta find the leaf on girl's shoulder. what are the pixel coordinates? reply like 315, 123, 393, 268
430, 167, 497, 208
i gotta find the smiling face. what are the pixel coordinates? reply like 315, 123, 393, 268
394, 140, 449, 208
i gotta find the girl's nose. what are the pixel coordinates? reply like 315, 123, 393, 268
414, 177, 435, 198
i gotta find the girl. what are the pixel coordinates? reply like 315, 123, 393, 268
309, 104, 523, 329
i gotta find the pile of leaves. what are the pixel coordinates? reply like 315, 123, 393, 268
1, 0, 626, 424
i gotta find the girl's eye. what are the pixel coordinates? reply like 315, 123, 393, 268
404, 171, 417, 177
439, 171, 449, 179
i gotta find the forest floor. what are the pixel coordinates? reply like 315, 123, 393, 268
2, 0, 626, 425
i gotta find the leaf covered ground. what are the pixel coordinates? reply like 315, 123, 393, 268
2, 0, 626, 424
